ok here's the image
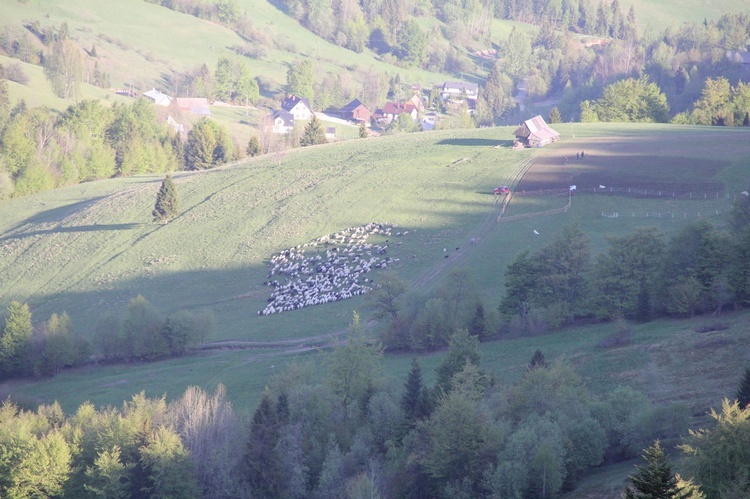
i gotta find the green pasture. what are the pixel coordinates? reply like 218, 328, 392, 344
627, 0, 750, 31
2, 123, 749, 346
7, 306, 749, 429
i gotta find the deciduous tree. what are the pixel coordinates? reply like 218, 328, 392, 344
44, 39, 83, 100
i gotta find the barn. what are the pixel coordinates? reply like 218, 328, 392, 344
513, 115, 560, 148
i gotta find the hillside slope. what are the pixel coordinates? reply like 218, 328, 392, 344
1, 123, 749, 344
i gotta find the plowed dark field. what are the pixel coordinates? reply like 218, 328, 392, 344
515, 127, 748, 194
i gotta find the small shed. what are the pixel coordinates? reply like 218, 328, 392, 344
513, 115, 560, 148
325, 127, 336, 139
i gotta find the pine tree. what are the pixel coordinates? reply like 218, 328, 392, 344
246, 136, 260, 157
246, 390, 283, 497
300, 115, 326, 146
548, 106, 563, 123
468, 302, 487, 338
737, 367, 750, 408
624, 440, 687, 499
528, 349, 547, 370
152, 175, 178, 222
0, 301, 33, 378
402, 358, 431, 423
359, 122, 368, 138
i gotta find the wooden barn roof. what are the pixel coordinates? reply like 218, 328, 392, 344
514, 115, 559, 144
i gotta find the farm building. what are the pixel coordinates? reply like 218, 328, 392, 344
513, 115, 560, 148
282, 95, 313, 121
143, 88, 173, 106
340, 99, 371, 123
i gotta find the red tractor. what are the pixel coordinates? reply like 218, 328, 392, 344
493, 186, 510, 195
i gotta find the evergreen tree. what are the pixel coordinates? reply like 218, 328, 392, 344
625, 440, 687, 498
401, 358, 431, 423
152, 175, 178, 222
737, 367, 750, 408
0, 301, 32, 378
468, 302, 487, 339
246, 389, 283, 497
548, 106, 562, 123
359, 122, 368, 138
300, 114, 326, 147
528, 349, 547, 371
246, 136, 260, 157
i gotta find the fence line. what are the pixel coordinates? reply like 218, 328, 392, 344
513, 186, 735, 200
601, 209, 724, 219
499, 194, 572, 222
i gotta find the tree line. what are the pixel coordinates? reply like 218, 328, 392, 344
370, 192, 750, 352
0, 295, 214, 382
2, 313, 749, 497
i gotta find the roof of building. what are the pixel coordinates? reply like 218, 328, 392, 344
442, 81, 479, 94
143, 88, 173, 106
270, 109, 295, 126
340, 98, 368, 113
174, 97, 211, 115
514, 115, 560, 144
282, 95, 312, 112
382, 101, 416, 115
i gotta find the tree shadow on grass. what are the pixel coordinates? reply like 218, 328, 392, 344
437, 138, 514, 147
0, 223, 144, 242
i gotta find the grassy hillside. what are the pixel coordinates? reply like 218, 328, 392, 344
2, 122, 750, 497
2, 123, 748, 343
0, 0, 457, 103
627, 0, 750, 30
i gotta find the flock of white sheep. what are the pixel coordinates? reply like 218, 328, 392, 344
258, 222, 405, 316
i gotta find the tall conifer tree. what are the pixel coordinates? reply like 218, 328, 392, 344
152, 175, 178, 222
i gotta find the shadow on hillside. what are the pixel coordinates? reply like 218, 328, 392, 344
438, 138, 513, 147
0, 223, 144, 242
6, 198, 109, 230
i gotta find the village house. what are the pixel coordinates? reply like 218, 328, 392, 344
441, 81, 479, 101
281, 95, 313, 121
172, 97, 211, 116
339, 99, 371, 124
513, 115, 560, 148
142, 88, 173, 106
267, 109, 295, 134
375, 101, 418, 124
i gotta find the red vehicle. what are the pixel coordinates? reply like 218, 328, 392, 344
493, 186, 510, 195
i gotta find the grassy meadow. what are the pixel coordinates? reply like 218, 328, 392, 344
1, 119, 750, 496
